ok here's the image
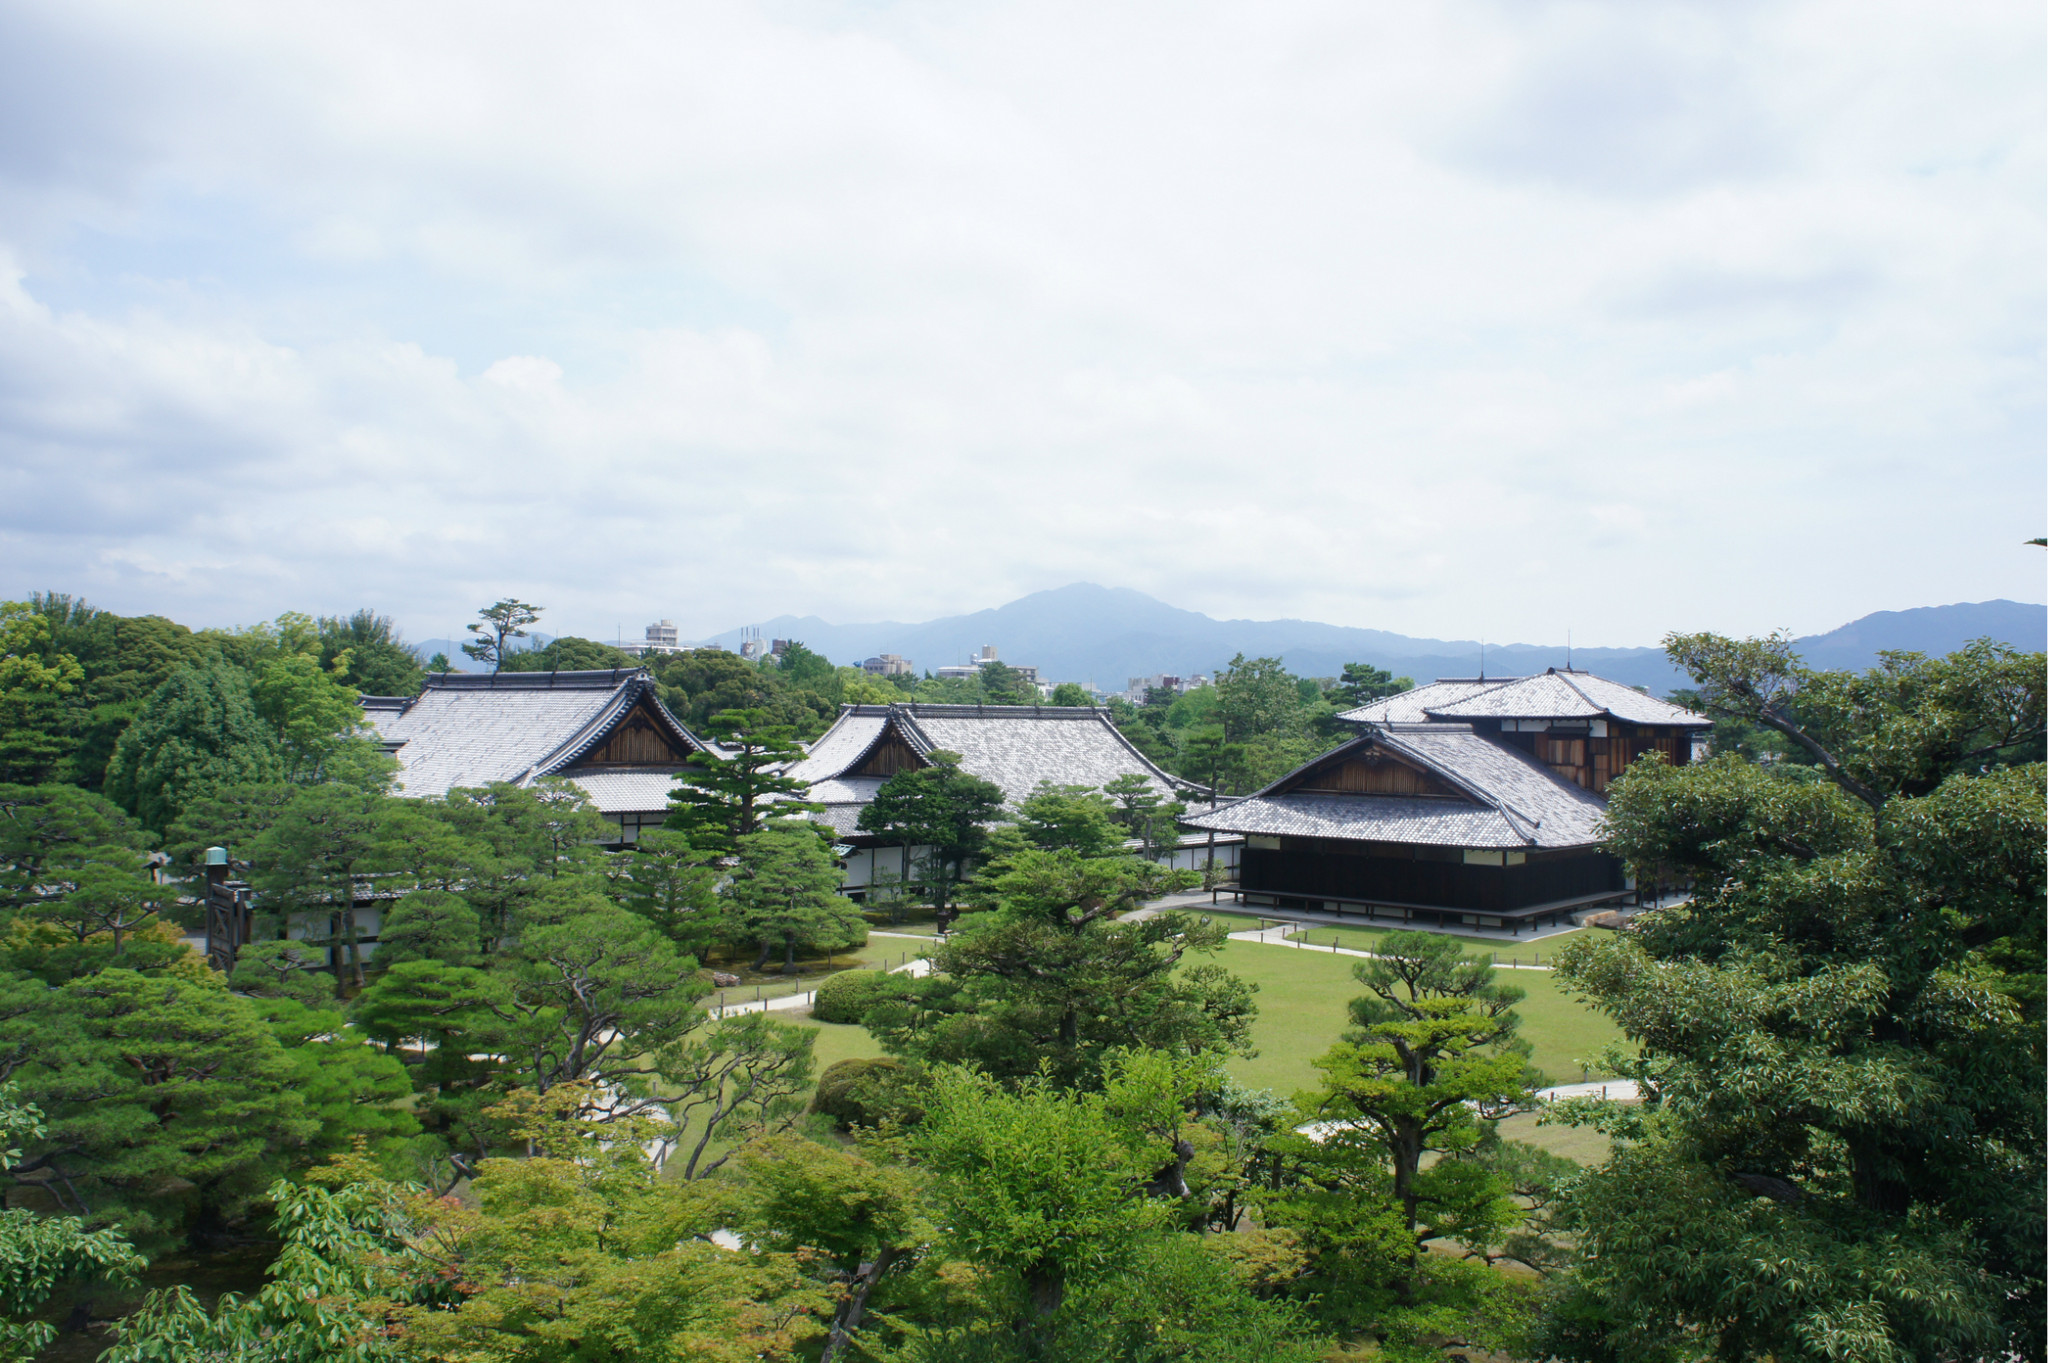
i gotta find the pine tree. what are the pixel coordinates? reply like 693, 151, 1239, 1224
666, 708, 819, 854
856, 751, 1006, 930
726, 824, 867, 973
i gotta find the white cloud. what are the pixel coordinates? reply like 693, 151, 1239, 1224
0, 0, 2039, 650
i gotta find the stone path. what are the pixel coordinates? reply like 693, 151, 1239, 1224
1226, 921, 1561, 970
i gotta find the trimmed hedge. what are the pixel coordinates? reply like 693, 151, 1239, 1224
811, 1057, 922, 1130
811, 968, 914, 1025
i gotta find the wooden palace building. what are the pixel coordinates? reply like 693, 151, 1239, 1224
360, 668, 717, 845
780, 703, 1234, 896
1182, 669, 1709, 931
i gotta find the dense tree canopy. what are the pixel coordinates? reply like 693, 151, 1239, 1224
1537, 636, 2047, 1362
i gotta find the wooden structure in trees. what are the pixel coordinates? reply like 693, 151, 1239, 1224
359, 668, 716, 844
1183, 669, 1709, 930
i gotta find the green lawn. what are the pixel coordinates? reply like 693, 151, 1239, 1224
800, 1015, 889, 1072
1210, 939, 1625, 1098
1283, 924, 1596, 965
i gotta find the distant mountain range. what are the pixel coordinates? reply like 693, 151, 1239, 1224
415, 587, 2045, 696
692, 585, 2046, 697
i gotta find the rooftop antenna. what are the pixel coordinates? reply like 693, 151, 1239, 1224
1479, 639, 1485, 680
1567, 629, 1572, 671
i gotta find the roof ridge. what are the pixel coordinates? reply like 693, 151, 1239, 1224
1370, 727, 1540, 843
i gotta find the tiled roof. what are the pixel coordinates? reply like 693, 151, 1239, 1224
780, 704, 1186, 818
1340, 669, 1708, 728
1339, 678, 1517, 724
361, 670, 710, 813
1425, 672, 1605, 721
560, 769, 690, 815
1181, 723, 1608, 851
1183, 793, 1529, 848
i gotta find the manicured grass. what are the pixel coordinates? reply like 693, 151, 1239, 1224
1209, 939, 1626, 1099
1283, 923, 1597, 963
1494, 1108, 1615, 1166
799, 1016, 889, 1072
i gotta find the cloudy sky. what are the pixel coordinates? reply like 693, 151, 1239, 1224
1, 0, 2040, 650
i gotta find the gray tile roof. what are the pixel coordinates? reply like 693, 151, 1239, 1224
361, 670, 710, 814
779, 704, 1186, 823
561, 769, 691, 815
1182, 723, 1609, 851
1339, 669, 1708, 728
1183, 792, 1529, 847
1340, 678, 1516, 724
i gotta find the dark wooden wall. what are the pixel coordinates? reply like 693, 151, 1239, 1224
1241, 845, 1623, 913
1296, 753, 1459, 798
580, 705, 687, 765
856, 733, 925, 777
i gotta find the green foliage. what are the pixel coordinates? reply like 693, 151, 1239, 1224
1014, 782, 1125, 856
249, 648, 372, 782
390, 1087, 830, 1361
0, 783, 150, 917
462, 598, 543, 673
867, 850, 1243, 1089
1327, 661, 1412, 712
0, 1081, 145, 1361
666, 708, 818, 854
317, 609, 426, 696
857, 751, 1008, 928
726, 823, 868, 972
247, 783, 391, 988
613, 827, 724, 952
976, 660, 1037, 706
810, 1056, 921, 1129
1538, 636, 2048, 1360
651, 646, 836, 736
498, 634, 642, 672
0, 602, 84, 785
1048, 682, 1092, 707
103, 662, 283, 831
812, 968, 916, 1025
101, 1157, 432, 1363
1265, 931, 1539, 1351
16, 968, 318, 1252
655, 1011, 820, 1180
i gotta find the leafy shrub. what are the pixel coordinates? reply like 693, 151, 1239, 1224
811, 1057, 922, 1130
811, 968, 913, 1025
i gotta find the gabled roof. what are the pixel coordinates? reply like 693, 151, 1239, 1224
1182, 723, 1609, 850
784, 704, 1189, 835
1340, 678, 1519, 724
1339, 669, 1709, 728
360, 670, 712, 811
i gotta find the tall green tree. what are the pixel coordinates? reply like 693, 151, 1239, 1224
246, 784, 393, 990
1047, 682, 1092, 707
613, 828, 725, 953
1264, 931, 1538, 1353
725, 824, 868, 973
1100, 772, 1187, 860
666, 708, 819, 854
867, 850, 1246, 1089
249, 648, 374, 783
103, 662, 283, 831
1328, 662, 1413, 712
856, 751, 1006, 931
15, 968, 317, 1252
462, 598, 543, 673
1214, 653, 1301, 742
0, 1083, 146, 1360
317, 609, 427, 696
0, 602, 84, 785
1532, 636, 2047, 1362
1014, 782, 1125, 857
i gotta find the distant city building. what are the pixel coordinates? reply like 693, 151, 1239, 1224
862, 654, 914, 677
935, 644, 1042, 688
620, 619, 685, 657
738, 627, 768, 661
1123, 672, 1208, 704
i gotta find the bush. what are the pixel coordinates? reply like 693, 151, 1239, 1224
811, 968, 913, 1025
811, 1057, 922, 1130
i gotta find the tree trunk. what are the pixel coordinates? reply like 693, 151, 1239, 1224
782, 933, 798, 975
753, 939, 774, 971
820, 1245, 898, 1363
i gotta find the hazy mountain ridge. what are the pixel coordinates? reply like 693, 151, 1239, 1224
412, 589, 2045, 693
693, 585, 2046, 697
